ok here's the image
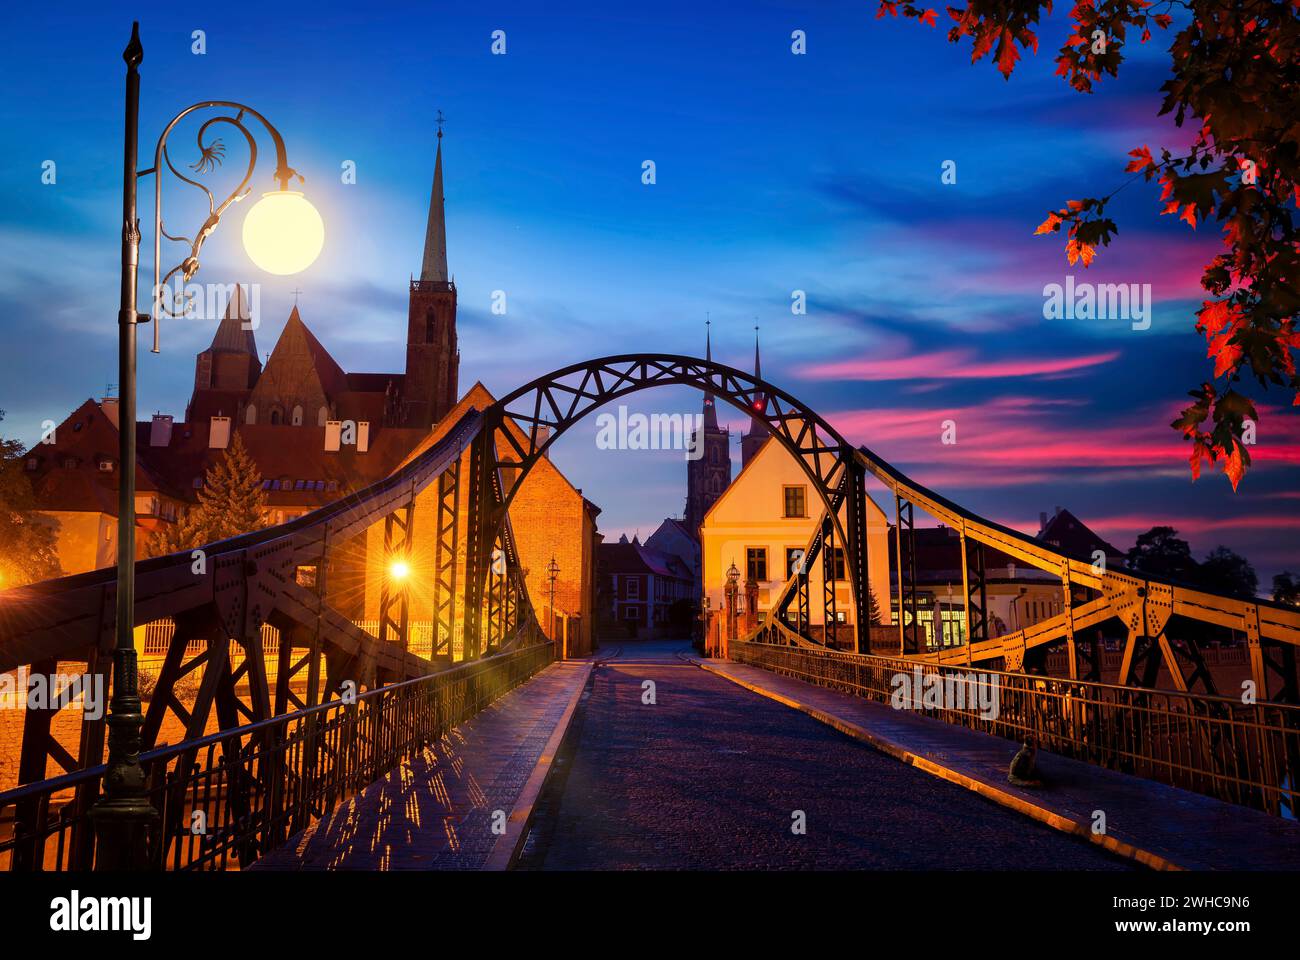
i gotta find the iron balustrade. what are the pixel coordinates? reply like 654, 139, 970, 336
730, 638, 1300, 818
0, 641, 553, 872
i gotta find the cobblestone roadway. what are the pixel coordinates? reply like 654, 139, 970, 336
518, 641, 1132, 870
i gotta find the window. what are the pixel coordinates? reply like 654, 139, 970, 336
245, 404, 257, 425
623, 606, 639, 620
63, 458, 77, 469
269, 409, 282, 425
745, 547, 768, 582
98, 460, 113, 472
317, 406, 329, 427
783, 485, 807, 518
25, 457, 37, 471
828, 547, 846, 581
785, 547, 805, 577
626, 577, 640, 599
425, 311, 436, 343
291, 405, 304, 426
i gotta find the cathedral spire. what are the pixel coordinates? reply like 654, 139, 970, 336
741, 323, 770, 468
701, 316, 718, 429
420, 115, 449, 283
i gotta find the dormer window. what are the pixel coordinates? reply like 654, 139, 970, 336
25, 457, 37, 471
63, 457, 77, 469
98, 460, 114, 472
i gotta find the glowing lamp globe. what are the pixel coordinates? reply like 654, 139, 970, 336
242, 190, 324, 275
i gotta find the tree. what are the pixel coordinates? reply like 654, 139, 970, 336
0, 410, 62, 587
1126, 525, 1198, 581
145, 432, 267, 557
1274, 572, 1300, 606
879, 0, 1300, 488
1197, 545, 1258, 598
867, 584, 884, 626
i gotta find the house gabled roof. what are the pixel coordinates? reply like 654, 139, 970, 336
1037, 507, 1125, 563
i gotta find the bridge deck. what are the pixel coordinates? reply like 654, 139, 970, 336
699, 659, 1300, 870
251, 660, 591, 871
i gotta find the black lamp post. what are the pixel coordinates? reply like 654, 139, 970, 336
91, 22, 320, 870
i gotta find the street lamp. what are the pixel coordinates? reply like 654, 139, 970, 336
546, 556, 561, 655
92, 22, 322, 870
724, 560, 740, 645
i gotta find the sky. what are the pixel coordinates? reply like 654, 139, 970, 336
0, 1, 1296, 585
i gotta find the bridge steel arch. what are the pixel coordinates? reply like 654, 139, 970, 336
467, 354, 872, 654
3, 350, 1300, 815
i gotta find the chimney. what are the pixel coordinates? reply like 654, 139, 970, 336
101, 397, 120, 429
532, 424, 551, 458
150, 414, 173, 447
357, 421, 370, 454
324, 420, 341, 453
1039, 511, 1048, 533
209, 416, 231, 449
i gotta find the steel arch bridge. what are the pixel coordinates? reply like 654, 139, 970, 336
2, 352, 1300, 867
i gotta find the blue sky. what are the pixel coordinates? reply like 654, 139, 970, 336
1, 1, 1296, 583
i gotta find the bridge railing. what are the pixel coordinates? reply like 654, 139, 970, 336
730, 640, 1300, 818
0, 640, 553, 872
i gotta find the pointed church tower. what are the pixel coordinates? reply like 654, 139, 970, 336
403, 118, 459, 428
187, 283, 261, 422
685, 320, 732, 536
741, 325, 771, 467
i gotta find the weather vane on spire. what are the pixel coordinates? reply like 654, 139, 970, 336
436, 109, 446, 140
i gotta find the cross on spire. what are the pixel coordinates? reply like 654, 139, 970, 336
291, 288, 303, 306
436, 109, 446, 140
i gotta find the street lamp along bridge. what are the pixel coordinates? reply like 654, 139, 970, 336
1, 352, 1300, 869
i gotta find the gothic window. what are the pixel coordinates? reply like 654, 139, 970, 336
317, 406, 329, 426
270, 407, 282, 425
292, 405, 304, 426
245, 404, 257, 425
425, 310, 436, 344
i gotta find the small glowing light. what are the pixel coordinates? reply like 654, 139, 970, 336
242, 190, 324, 275
388, 560, 410, 582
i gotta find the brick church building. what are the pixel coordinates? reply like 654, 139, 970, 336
24, 130, 600, 654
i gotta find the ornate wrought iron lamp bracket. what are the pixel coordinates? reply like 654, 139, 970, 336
139, 100, 303, 348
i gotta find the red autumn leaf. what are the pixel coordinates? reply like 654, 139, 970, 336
996, 28, 1019, 77
1197, 300, 1233, 335
1125, 145, 1153, 172
920, 8, 937, 27
1180, 203, 1198, 228
1033, 212, 1062, 235
1223, 444, 1245, 491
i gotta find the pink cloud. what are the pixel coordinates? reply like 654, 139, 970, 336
800, 349, 1121, 382
828, 398, 1300, 476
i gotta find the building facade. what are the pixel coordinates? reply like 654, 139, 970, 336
600, 536, 695, 638
699, 436, 892, 638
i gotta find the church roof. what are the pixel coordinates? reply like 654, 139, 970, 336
249, 306, 348, 408
206, 283, 258, 355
